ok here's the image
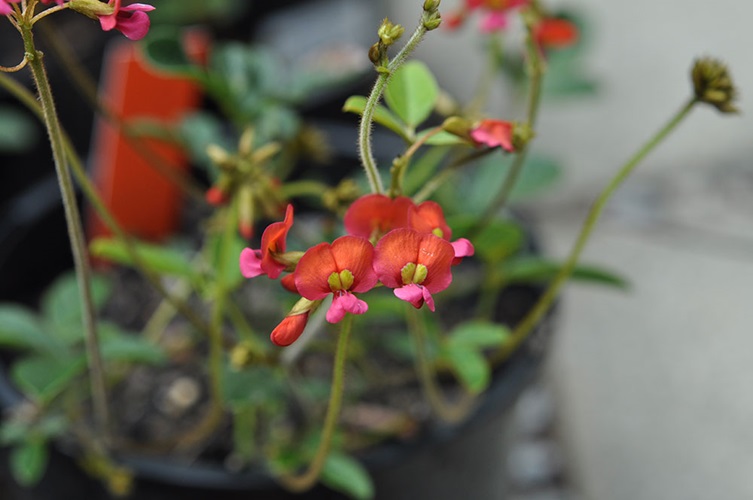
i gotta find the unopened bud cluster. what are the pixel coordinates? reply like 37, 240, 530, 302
691, 57, 738, 113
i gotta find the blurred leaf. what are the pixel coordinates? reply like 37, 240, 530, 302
321, 451, 374, 500
0, 305, 56, 353
502, 256, 628, 289
416, 129, 469, 146
442, 347, 490, 395
384, 61, 438, 128
141, 27, 199, 78
508, 155, 563, 201
449, 216, 523, 264
149, 0, 252, 25
90, 237, 199, 282
11, 355, 85, 402
10, 440, 48, 486
40, 273, 111, 339
342, 96, 409, 141
178, 112, 232, 178
446, 321, 510, 350
403, 146, 449, 196
208, 230, 247, 291
222, 365, 286, 407
0, 106, 38, 153
99, 325, 166, 365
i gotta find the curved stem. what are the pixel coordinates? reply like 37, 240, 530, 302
406, 307, 476, 424
478, 21, 545, 227
278, 314, 353, 492
359, 21, 429, 195
0, 56, 28, 73
493, 98, 698, 364
21, 24, 110, 442
30, 2, 68, 24
389, 126, 442, 196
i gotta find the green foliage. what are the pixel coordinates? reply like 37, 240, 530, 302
0, 305, 57, 353
321, 451, 375, 500
342, 96, 410, 141
9, 439, 48, 486
89, 237, 199, 283
0, 105, 38, 153
439, 321, 510, 394
384, 61, 439, 129
502, 256, 629, 289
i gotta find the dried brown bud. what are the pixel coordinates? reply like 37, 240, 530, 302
692, 57, 738, 113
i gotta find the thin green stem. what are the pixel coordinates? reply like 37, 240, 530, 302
389, 126, 442, 196
406, 307, 476, 424
494, 98, 698, 363
359, 21, 429, 195
478, 22, 545, 227
21, 25, 110, 442
278, 314, 353, 492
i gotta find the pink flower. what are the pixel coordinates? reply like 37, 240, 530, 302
39, 0, 66, 4
408, 201, 475, 264
373, 228, 455, 311
0, 0, 21, 15
98, 0, 155, 40
470, 119, 515, 152
294, 236, 378, 323
240, 204, 294, 280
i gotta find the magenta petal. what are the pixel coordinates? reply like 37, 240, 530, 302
450, 238, 475, 265
115, 10, 152, 40
340, 292, 368, 316
240, 248, 264, 278
120, 3, 156, 12
422, 286, 435, 312
99, 13, 118, 31
479, 12, 508, 33
394, 284, 426, 309
326, 296, 347, 323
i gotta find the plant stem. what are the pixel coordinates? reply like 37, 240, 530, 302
278, 314, 353, 492
406, 307, 476, 424
478, 22, 545, 227
389, 126, 442, 196
21, 24, 110, 442
359, 21, 429, 195
494, 98, 698, 363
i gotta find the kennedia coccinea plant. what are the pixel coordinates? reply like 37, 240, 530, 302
0, 0, 738, 498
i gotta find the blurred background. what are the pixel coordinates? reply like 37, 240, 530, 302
2, 0, 752, 498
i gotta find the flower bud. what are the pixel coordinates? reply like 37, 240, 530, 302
68, 0, 114, 19
442, 116, 474, 141
423, 11, 442, 31
378, 18, 405, 46
512, 122, 535, 150
691, 57, 738, 113
423, 0, 441, 12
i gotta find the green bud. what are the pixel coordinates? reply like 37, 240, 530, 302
512, 122, 535, 150
423, 11, 442, 31
378, 18, 405, 46
68, 0, 114, 19
691, 57, 738, 113
423, 0, 441, 12
442, 116, 473, 141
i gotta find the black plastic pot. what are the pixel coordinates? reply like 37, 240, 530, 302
0, 177, 555, 500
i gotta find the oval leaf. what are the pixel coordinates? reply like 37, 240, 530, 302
321, 451, 375, 500
502, 256, 628, 289
447, 321, 510, 350
384, 61, 438, 128
11, 355, 86, 402
41, 272, 111, 335
443, 347, 490, 395
0, 305, 55, 353
10, 440, 48, 486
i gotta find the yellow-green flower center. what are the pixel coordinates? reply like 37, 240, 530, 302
328, 269, 355, 292
432, 227, 444, 238
400, 262, 428, 285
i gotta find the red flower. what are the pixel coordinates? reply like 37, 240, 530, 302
98, 0, 155, 41
240, 204, 294, 280
408, 201, 474, 264
344, 194, 414, 240
270, 312, 309, 347
470, 119, 514, 152
373, 228, 455, 311
447, 0, 529, 32
534, 17, 579, 50
294, 236, 378, 323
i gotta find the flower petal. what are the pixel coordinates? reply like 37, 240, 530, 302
329, 236, 377, 293
344, 194, 414, 239
409, 201, 452, 240
260, 204, 294, 279
239, 248, 264, 278
270, 313, 308, 346
393, 284, 435, 311
295, 242, 338, 300
451, 238, 475, 265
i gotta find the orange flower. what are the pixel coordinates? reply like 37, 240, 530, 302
239, 204, 294, 279
344, 194, 414, 240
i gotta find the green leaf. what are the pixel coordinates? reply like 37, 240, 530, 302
0, 305, 55, 353
342, 96, 409, 141
99, 326, 166, 365
0, 105, 38, 153
416, 129, 469, 146
449, 216, 523, 264
403, 146, 449, 196
208, 230, 247, 291
508, 155, 563, 201
321, 451, 375, 500
10, 440, 48, 486
40, 273, 111, 339
502, 256, 629, 289
11, 355, 85, 403
89, 237, 199, 282
442, 347, 490, 395
447, 321, 510, 350
384, 61, 439, 128
141, 27, 200, 79
222, 365, 286, 407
